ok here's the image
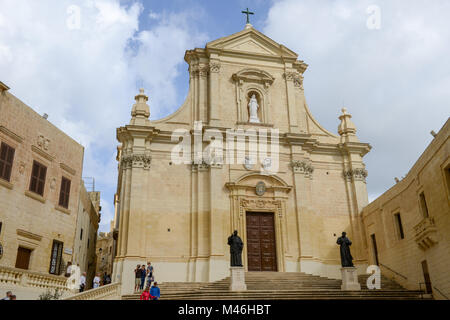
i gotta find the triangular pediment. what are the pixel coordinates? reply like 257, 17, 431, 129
206, 26, 298, 59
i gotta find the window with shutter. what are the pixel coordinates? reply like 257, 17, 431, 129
0, 142, 15, 182
58, 177, 71, 208
29, 161, 47, 196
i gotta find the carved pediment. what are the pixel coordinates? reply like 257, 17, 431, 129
230, 39, 274, 55
232, 68, 275, 86
206, 27, 298, 59
226, 173, 292, 195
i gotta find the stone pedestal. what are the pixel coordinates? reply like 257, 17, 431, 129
340, 267, 361, 291
230, 267, 247, 291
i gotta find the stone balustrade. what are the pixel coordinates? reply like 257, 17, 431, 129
0, 266, 23, 286
64, 282, 121, 300
0, 265, 74, 299
0, 265, 69, 291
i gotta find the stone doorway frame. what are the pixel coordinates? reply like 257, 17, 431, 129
245, 211, 278, 272
226, 173, 292, 272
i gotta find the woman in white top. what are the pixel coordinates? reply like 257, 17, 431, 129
93, 273, 101, 288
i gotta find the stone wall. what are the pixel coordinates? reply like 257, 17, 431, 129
361, 119, 450, 299
72, 182, 100, 288
0, 86, 84, 277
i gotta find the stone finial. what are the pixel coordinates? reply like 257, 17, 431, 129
130, 88, 150, 126
338, 107, 359, 142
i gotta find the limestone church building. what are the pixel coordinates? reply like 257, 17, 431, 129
112, 24, 372, 294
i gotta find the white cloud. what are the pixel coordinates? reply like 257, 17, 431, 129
130, 10, 208, 119
264, 0, 450, 197
0, 0, 207, 232
148, 11, 160, 20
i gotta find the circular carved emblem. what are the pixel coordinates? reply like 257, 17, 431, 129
255, 181, 266, 196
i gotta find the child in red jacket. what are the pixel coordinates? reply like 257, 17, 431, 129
140, 287, 150, 300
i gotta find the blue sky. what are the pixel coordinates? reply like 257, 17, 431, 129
0, 0, 449, 232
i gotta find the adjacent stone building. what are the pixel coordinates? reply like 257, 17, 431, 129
361, 118, 450, 299
96, 227, 115, 279
72, 183, 101, 289
0, 81, 100, 298
113, 25, 372, 295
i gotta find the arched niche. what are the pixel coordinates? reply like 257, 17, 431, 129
232, 68, 275, 125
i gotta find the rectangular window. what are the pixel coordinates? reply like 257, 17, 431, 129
29, 161, 47, 196
80, 228, 83, 241
419, 192, 429, 218
371, 234, 379, 266
394, 213, 405, 239
0, 142, 15, 182
58, 177, 71, 208
0, 222, 2, 235
445, 166, 450, 195
49, 240, 64, 275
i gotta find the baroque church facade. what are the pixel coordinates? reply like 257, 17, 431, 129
112, 25, 372, 295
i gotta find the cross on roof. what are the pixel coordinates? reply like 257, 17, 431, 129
241, 8, 254, 24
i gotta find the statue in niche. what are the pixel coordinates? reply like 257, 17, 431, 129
248, 94, 260, 123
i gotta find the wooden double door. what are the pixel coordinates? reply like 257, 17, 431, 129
246, 212, 277, 271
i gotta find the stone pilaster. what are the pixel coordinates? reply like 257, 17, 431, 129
283, 70, 300, 133
208, 60, 221, 126
291, 158, 315, 260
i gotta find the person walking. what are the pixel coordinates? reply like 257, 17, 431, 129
146, 262, 154, 287
79, 272, 86, 292
139, 265, 146, 291
93, 273, 101, 289
134, 264, 141, 292
150, 282, 160, 300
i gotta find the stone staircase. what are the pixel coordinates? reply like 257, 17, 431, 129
122, 272, 426, 300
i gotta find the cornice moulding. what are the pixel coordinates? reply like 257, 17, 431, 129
16, 229, 43, 241
31, 145, 55, 162
60, 163, 76, 176
0, 125, 24, 143
338, 142, 372, 156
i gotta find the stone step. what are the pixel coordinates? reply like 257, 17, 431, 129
124, 271, 422, 300
123, 291, 426, 300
